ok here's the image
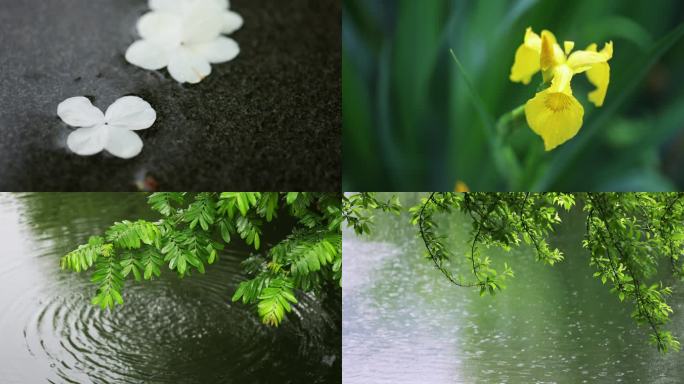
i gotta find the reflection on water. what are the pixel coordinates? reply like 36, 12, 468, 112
0, 193, 340, 384
343, 194, 684, 384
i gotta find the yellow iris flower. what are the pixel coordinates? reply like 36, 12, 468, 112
510, 28, 613, 151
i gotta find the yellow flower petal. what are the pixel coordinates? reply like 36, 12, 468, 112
586, 62, 610, 107
566, 41, 613, 74
524, 27, 542, 46
599, 41, 613, 58
540, 31, 556, 70
510, 27, 542, 84
564, 41, 575, 55
525, 90, 584, 151
548, 64, 574, 94
577, 42, 612, 107
540, 30, 566, 81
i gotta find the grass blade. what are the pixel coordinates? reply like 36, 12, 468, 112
450, 49, 520, 188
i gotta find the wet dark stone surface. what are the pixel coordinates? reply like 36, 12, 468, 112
0, 0, 340, 191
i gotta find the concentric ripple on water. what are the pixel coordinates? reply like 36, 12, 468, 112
0, 193, 340, 384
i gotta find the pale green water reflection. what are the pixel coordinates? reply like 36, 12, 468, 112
343, 193, 684, 384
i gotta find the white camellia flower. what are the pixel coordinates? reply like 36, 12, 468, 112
125, 0, 243, 84
57, 96, 156, 159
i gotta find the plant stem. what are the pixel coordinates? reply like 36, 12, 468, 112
496, 105, 526, 137
494, 104, 526, 190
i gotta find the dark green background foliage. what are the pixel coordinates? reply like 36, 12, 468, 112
406, 192, 684, 352
61, 193, 342, 327
343, 0, 684, 191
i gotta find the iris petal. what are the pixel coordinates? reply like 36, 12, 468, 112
586, 62, 610, 107
510, 27, 542, 84
548, 65, 574, 94
540, 30, 565, 70
525, 90, 584, 151
563, 41, 575, 55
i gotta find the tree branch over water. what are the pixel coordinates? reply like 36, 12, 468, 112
62, 192, 342, 328
347, 192, 684, 353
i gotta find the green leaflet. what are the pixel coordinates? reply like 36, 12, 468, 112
91, 253, 124, 310
219, 192, 260, 218
236, 216, 261, 250
257, 192, 279, 222
232, 274, 270, 304
183, 193, 216, 231
106, 220, 160, 249
60, 236, 111, 273
148, 192, 185, 216
256, 278, 298, 327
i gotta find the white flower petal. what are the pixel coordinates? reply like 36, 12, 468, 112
66, 125, 107, 156
105, 96, 157, 131
181, 4, 224, 44
149, 0, 186, 12
190, 36, 239, 63
222, 11, 243, 34
149, 0, 230, 14
135, 0, 240, 83
191, 0, 229, 12
105, 129, 144, 159
125, 40, 170, 70
167, 48, 212, 84
57, 97, 104, 127
213, 0, 229, 9
137, 12, 182, 45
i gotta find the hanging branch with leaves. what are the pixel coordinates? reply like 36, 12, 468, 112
61, 192, 342, 327
403, 192, 683, 352
410, 192, 573, 295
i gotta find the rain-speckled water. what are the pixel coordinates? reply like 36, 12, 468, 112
0, 193, 340, 383
343, 193, 684, 384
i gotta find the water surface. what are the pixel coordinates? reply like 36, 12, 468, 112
0, 193, 340, 383
343, 195, 684, 384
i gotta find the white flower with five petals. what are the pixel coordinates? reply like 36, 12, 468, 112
57, 96, 156, 159
125, 0, 243, 84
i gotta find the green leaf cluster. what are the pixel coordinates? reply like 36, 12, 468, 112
409, 192, 572, 292
62, 192, 342, 326
343, 193, 401, 235
584, 192, 683, 352
231, 193, 343, 325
